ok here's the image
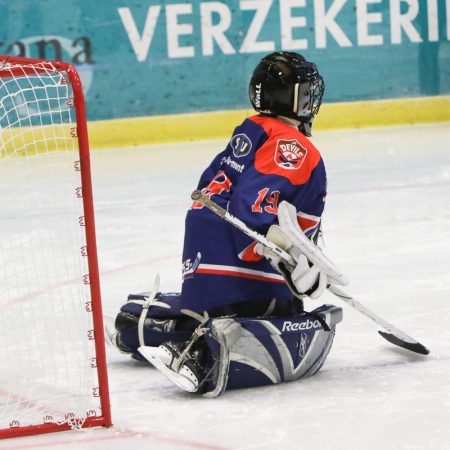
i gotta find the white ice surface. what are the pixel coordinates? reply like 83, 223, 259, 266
3, 123, 450, 450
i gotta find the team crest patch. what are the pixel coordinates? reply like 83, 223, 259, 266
231, 133, 252, 158
275, 139, 307, 170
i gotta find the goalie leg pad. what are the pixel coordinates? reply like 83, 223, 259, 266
203, 304, 342, 395
113, 292, 198, 359
123, 292, 186, 318
139, 304, 342, 396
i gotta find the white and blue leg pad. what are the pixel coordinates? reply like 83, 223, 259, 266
140, 304, 342, 397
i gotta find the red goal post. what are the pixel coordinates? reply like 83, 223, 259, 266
0, 56, 112, 438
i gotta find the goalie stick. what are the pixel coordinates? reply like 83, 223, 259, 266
191, 189, 430, 356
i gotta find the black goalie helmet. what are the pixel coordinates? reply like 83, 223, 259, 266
248, 52, 324, 136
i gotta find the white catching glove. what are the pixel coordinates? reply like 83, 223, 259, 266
255, 228, 328, 299
255, 201, 348, 300
290, 254, 329, 299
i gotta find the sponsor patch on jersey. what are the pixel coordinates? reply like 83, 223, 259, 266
231, 133, 252, 158
274, 139, 307, 170
182, 252, 201, 280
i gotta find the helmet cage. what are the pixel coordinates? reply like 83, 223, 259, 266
292, 67, 324, 120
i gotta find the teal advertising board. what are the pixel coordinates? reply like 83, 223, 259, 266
1, 1, 449, 122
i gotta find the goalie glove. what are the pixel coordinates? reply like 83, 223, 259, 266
256, 201, 348, 300
255, 226, 327, 299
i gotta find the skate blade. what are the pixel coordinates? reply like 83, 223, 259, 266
138, 346, 199, 393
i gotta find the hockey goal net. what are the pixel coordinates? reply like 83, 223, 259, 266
0, 56, 111, 439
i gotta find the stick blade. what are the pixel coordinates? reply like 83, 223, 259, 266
378, 331, 430, 355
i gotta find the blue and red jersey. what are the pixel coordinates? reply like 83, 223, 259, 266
180, 115, 327, 313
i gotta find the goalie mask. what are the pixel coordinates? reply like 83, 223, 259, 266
248, 51, 324, 136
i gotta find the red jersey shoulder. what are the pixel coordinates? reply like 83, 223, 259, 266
249, 115, 322, 186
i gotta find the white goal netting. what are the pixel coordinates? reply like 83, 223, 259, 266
0, 58, 110, 436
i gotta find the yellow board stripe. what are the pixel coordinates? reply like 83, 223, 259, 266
88, 95, 450, 149
1, 96, 449, 156
315, 95, 450, 130
0, 125, 76, 157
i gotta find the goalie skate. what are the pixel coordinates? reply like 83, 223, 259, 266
139, 342, 204, 393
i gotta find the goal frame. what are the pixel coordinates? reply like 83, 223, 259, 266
0, 55, 112, 439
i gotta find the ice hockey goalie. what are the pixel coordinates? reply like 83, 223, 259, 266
107, 51, 347, 396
